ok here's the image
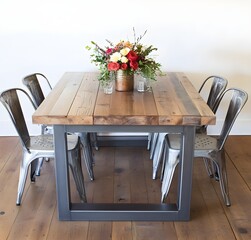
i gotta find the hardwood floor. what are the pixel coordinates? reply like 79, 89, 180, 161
0, 136, 251, 240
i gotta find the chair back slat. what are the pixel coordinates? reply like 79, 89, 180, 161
217, 88, 248, 150
0, 88, 36, 151
199, 75, 228, 113
22, 73, 52, 108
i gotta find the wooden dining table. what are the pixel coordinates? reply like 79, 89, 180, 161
32, 72, 215, 221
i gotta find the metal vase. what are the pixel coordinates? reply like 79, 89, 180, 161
115, 70, 134, 92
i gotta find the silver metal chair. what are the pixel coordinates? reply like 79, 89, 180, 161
22, 73, 95, 180
198, 75, 228, 177
197, 75, 228, 132
161, 88, 248, 206
22, 73, 52, 135
22, 73, 53, 176
0, 88, 87, 205
152, 75, 228, 179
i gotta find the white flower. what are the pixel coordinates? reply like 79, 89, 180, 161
121, 56, 128, 63
141, 46, 146, 51
110, 52, 122, 62
120, 47, 130, 56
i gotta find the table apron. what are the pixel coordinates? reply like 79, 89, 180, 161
63, 125, 184, 133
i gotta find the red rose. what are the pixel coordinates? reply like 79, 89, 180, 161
121, 63, 128, 70
129, 61, 138, 70
106, 48, 113, 55
127, 51, 138, 61
108, 62, 120, 71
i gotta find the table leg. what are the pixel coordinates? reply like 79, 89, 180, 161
177, 126, 195, 220
53, 125, 71, 220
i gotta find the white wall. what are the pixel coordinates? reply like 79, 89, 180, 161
1, 0, 251, 136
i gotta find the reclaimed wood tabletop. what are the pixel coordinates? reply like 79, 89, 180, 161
33, 72, 215, 127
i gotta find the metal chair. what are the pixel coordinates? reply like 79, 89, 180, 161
22, 73, 53, 176
152, 75, 228, 179
0, 88, 87, 205
22, 73, 95, 180
197, 75, 228, 177
161, 88, 248, 206
197, 75, 228, 132
22, 73, 52, 135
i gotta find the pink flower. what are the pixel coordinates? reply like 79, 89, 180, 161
108, 62, 120, 71
127, 51, 138, 62
106, 48, 113, 55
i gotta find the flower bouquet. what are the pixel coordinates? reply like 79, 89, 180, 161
86, 29, 162, 91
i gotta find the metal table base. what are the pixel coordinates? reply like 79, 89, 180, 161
53, 125, 195, 221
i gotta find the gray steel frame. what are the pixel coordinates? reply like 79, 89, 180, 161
53, 124, 195, 221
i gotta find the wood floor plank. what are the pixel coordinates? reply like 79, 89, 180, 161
91, 147, 114, 203
114, 148, 131, 203
112, 222, 133, 240
87, 222, 112, 240
128, 148, 148, 203
87, 147, 113, 240
0, 143, 22, 240
6, 159, 56, 240
188, 159, 235, 239
0, 136, 251, 240
132, 221, 177, 240
143, 149, 162, 203
225, 136, 251, 189
47, 207, 89, 240
213, 141, 251, 239
0, 136, 19, 171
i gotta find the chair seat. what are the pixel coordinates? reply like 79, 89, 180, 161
29, 134, 79, 152
168, 133, 218, 151
194, 134, 218, 150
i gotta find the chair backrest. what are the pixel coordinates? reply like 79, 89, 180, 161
0, 88, 36, 152
199, 76, 228, 113
22, 73, 52, 108
216, 88, 248, 150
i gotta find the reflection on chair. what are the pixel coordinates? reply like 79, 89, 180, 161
197, 75, 228, 176
161, 88, 248, 206
197, 75, 228, 132
22, 73, 52, 135
22, 73, 95, 180
151, 75, 228, 180
22, 73, 53, 176
0, 88, 87, 205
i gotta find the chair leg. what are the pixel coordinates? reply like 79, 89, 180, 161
215, 150, 231, 206
152, 133, 166, 179
30, 158, 38, 181
78, 132, 94, 180
16, 152, 34, 205
35, 157, 50, 176
68, 145, 87, 203
90, 132, 99, 151
161, 148, 180, 202
147, 133, 153, 150
35, 157, 44, 176
203, 158, 214, 178
150, 133, 159, 160
160, 143, 167, 182
35, 125, 51, 176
